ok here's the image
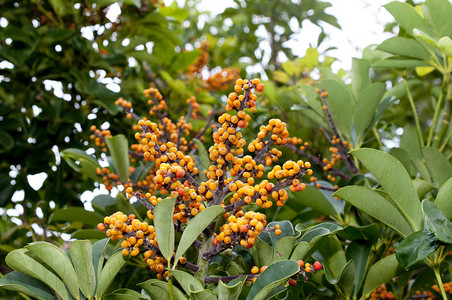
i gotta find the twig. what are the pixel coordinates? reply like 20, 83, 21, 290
204, 274, 256, 284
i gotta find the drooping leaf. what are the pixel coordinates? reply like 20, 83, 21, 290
362, 254, 403, 298
396, 229, 440, 269
175, 205, 224, 264
105, 134, 130, 182
345, 240, 372, 297
245, 260, 300, 300
96, 251, 128, 298
70, 240, 96, 299
154, 197, 177, 262
422, 200, 452, 243
435, 177, 452, 219
5, 249, 71, 300
351, 148, 423, 231
334, 186, 414, 237
26, 242, 80, 299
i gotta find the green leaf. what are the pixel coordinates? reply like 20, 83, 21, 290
26, 242, 79, 299
218, 277, 245, 300
104, 288, 148, 300
435, 177, 452, 219
299, 222, 342, 243
70, 240, 96, 299
425, 0, 452, 37
422, 200, 452, 243
273, 235, 299, 262
413, 28, 439, 47
61, 148, 101, 181
5, 249, 71, 300
377, 37, 431, 60
353, 83, 386, 141
345, 240, 372, 297
105, 134, 130, 182
49, 207, 103, 227
320, 79, 354, 137
273, 70, 290, 84
0, 271, 55, 300
351, 58, 371, 98
245, 260, 300, 300
351, 148, 423, 231
325, 260, 355, 298
130, 162, 154, 184
298, 84, 323, 116
226, 255, 250, 276
92, 238, 110, 282
334, 186, 414, 237
170, 269, 204, 295
49, 0, 69, 16
97, 251, 128, 298
384, 2, 433, 37
396, 229, 441, 269
374, 58, 431, 68
193, 139, 211, 175
154, 197, 176, 262
138, 279, 187, 300
251, 237, 273, 267
291, 185, 338, 216
175, 205, 224, 264
71, 229, 108, 240
412, 179, 434, 199
411, 158, 432, 182
438, 36, 452, 56
401, 125, 423, 159
92, 195, 117, 213
318, 236, 347, 281
159, 2, 189, 21
0, 131, 14, 150
423, 147, 452, 187
362, 254, 403, 298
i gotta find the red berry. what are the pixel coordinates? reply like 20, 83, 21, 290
177, 187, 185, 196
176, 169, 185, 178
256, 83, 264, 92
313, 261, 322, 270
288, 279, 297, 286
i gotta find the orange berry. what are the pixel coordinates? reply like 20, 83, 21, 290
97, 223, 105, 231
251, 266, 259, 274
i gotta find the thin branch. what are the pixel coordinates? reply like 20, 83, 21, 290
204, 274, 257, 284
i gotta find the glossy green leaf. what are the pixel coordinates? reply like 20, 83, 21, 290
351, 148, 423, 231
374, 58, 431, 68
175, 205, 224, 264
154, 197, 176, 262
320, 79, 354, 137
0, 271, 55, 300
273, 235, 299, 262
96, 251, 128, 298
251, 237, 273, 267
351, 58, 371, 98
70, 240, 96, 299
423, 147, 452, 187
318, 236, 347, 281
299, 222, 342, 243
290, 242, 310, 261
26, 242, 79, 299
138, 279, 187, 300
362, 254, 403, 297
435, 177, 452, 219
170, 269, 204, 295
292, 185, 338, 216
377, 37, 431, 60
338, 223, 381, 242
325, 260, 355, 298
246, 260, 299, 300
334, 186, 413, 237
105, 134, 130, 181
425, 0, 452, 37
104, 288, 148, 300
412, 179, 434, 199
61, 148, 101, 181
422, 200, 452, 243
396, 229, 440, 269
385, 2, 433, 37
92, 238, 110, 281
438, 36, 452, 56
226, 255, 250, 276
354, 83, 386, 140
346, 240, 371, 297
5, 249, 71, 300
49, 207, 103, 227
218, 277, 245, 300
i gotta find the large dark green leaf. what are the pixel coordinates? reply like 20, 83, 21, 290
362, 254, 403, 298
49, 207, 103, 227
61, 148, 101, 181
318, 236, 347, 281
71, 240, 96, 299
396, 229, 441, 269
422, 200, 452, 243
345, 240, 372, 297
5, 249, 71, 300
334, 186, 413, 237
26, 242, 79, 299
154, 197, 177, 262
251, 237, 273, 267
351, 148, 423, 231
291, 185, 338, 216
245, 260, 299, 300
105, 134, 130, 182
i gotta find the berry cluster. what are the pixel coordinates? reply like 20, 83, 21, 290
206, 67, 240, 91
